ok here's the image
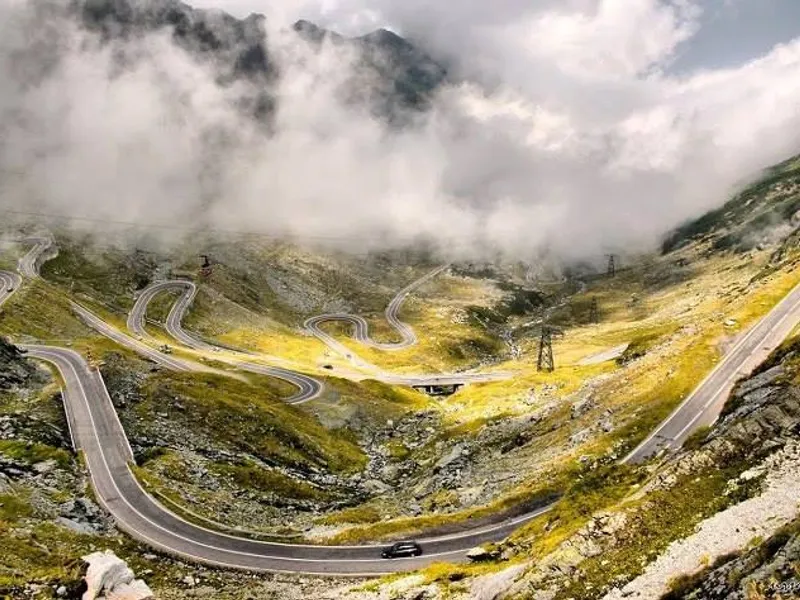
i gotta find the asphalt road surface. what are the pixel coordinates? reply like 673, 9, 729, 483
306, 265, 449, 351
23, 344, 552, 575
128, 280, 322, 404
10, 234, 800, 574
72, 301, 197, 373
130, 275, 509, 395
0, 270, 22, 307
304, 265, 511, 385
18, 236, 56, 279
623, 279, 800, 463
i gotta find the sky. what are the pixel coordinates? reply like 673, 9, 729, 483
195, 0, 800, 74
1, 0, 800, 263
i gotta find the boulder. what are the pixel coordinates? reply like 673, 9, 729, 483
83, 551, 135, 599
56, 517, 98, 536
569, 428, 592, 446
363, 479, 392, 494
82, 551, 153, 600
466, 546, 498, 562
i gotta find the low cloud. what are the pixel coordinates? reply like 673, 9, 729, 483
1, 0, 800, 264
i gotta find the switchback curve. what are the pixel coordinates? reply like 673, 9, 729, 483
22, 345, 554, 575
304, 265, 448, 351
128, 279, 322, 404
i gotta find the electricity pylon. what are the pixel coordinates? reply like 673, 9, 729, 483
606, 254, 618, 278
536, 325, 564, 372
589, 297, 599, 324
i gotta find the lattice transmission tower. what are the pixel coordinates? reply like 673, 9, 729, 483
536, 325, 564, 372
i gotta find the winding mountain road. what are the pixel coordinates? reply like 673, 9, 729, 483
4, 240, 552, 573
72, 301, 198, 373
129, 269, 509, 392
18, 235, 56, 279
305, 265, 448, 351
8, 234, 800, 575
23, 346, 552, 574
127, 280, 322, 404
0, 270, 21, 307
624, 278, 800, 463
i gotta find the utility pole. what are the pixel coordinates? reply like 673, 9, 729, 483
589, 297, 599, 324
606, 254, 618, 278
536, 325, 564, 372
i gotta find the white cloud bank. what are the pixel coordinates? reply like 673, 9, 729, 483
1, 0, 800, 262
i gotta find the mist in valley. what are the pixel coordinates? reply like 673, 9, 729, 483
1, 0, 800, 266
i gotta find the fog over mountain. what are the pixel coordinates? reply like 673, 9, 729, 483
1, 0, 800, 262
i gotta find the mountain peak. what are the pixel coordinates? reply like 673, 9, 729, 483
358, 28, 414, 52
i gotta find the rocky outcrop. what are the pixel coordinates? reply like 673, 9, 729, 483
661, 514, 800, 599
106, 579, 155, 600
662, 155, 800, 254
0, 337, 35, 390
603, 442, 800, 600
645, 355, 800, 494
79, 0, 274, 81
82, 551, 154, 600
58, 496, 113, 535
470, 564, 528, 600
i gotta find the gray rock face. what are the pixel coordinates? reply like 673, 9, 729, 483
33, 459, 57, 474
435, 444, 466, 471
106, 579, 155, 600
655, 516, 800, 599
0, 337, 36, 390
75, 0, 446, 123
56, 516, 99, 536
569, 428, 592, 446
469, 563, 528, 600
735, 364, 785, 397
59, 497, 111, 535
363, 478, 392, 494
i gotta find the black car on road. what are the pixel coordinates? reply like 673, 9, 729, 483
381, 541, 422, 559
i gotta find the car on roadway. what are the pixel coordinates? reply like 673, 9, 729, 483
6, 286, 12, 293
381, 541, 422, 559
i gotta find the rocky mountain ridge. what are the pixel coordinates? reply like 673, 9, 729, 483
76, 0, 447, 120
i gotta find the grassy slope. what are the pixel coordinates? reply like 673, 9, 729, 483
315, 153, 800, 549
0, 245, 377, 532
306, 243, 800, 544
389, 288, 800, 599
663, 152, 800, 253
5, 153, 800, 586
317, 274, 508, 374
138, 370, 366, 473
353, 160, 800, 592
